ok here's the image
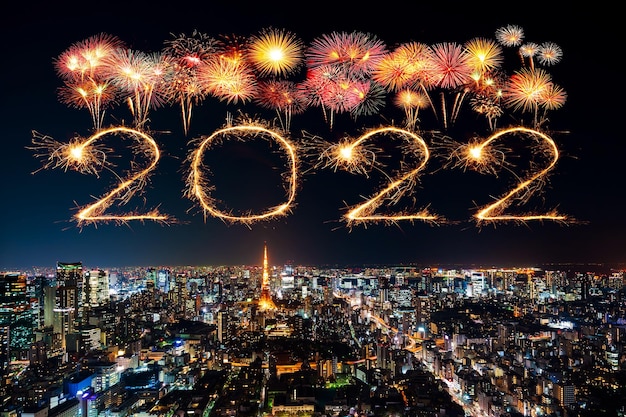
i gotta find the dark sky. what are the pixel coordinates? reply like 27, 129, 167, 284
1, 2, 622, 270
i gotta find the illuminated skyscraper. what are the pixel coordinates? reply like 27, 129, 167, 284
0, 273, 30, 368
83, 269, 110, 308
258, 242, 276, 311
55, 262, 82, 350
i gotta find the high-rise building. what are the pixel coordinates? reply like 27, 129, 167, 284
55, 262, 83, 350
0, 273, 31, 367
83, 269, 110, 308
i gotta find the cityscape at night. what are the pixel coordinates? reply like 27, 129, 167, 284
0, 245, 624, 416
1, 1, 624, 416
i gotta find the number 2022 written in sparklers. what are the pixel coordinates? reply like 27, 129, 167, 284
30, 122, 569, 229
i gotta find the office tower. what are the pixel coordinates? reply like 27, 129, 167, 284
258, 242, 276, 311
55, 262, 83, 351
0, 273, 30, 368
83, 269, 110, 308
217, 311, 228, 344
27, 275, 44, 329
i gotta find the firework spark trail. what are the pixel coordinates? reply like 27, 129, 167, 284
54, 33, 125, 131
185, 122, 298, 226
163, 30, 220, 136
254, 80, 307, 132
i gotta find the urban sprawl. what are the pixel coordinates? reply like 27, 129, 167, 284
1, 251, 625, 417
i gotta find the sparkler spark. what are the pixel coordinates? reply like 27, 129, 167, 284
185, 122, 298, 225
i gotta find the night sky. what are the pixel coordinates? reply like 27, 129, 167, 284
1, 3, 622, 270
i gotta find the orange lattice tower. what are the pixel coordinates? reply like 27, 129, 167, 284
258, 242, 276, 311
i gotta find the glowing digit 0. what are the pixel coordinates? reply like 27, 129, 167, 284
186, 124, 298, 225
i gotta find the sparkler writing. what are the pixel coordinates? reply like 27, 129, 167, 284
308, 126, 439, 227
30, 126, 170, 226
185, 122, 298, 225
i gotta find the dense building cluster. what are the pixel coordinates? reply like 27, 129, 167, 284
0, 256, 624, 417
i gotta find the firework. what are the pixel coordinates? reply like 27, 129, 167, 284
198, 55, 258, 105
246, 27, 305, 77
495, 25, 525, 47
54, 33, 126, 131
305, 31, 388, 78
502, 67, 564, 128
103, 49, 173, 128
349, 81, 387, 119
394, 89, 431, 130
54, 33, 125, 82
162, 30, 220, 135
428, 42, 474, 129
57, 78, 118, 132
39, 25, 570, 227
537, 42, 563, 66
254, 80, 307, 131
464, 37, 504, 76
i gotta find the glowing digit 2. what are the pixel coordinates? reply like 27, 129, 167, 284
469, 126, 567, 223
331, 126, 440, 226
73, 127, 169, 225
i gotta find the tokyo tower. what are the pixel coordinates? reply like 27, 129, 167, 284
258, 242, 276, 311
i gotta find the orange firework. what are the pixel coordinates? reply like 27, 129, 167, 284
503, 67, 564, 128
246, 27, 304, 77
464, 37, 503, 77
394, 89, 431, 130
103, 50, 173, 129
198, 55, 258, 105
57, 78, 118, 132
54, 33, 124, 82
54, 33, 125, 131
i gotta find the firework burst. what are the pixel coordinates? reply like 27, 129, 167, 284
254, 79, 307, 131
198, 56, 258, 105
246, 27, 305, 77
162, 30, 220, 135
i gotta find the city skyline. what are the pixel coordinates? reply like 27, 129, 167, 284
1, 3, 622, 270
